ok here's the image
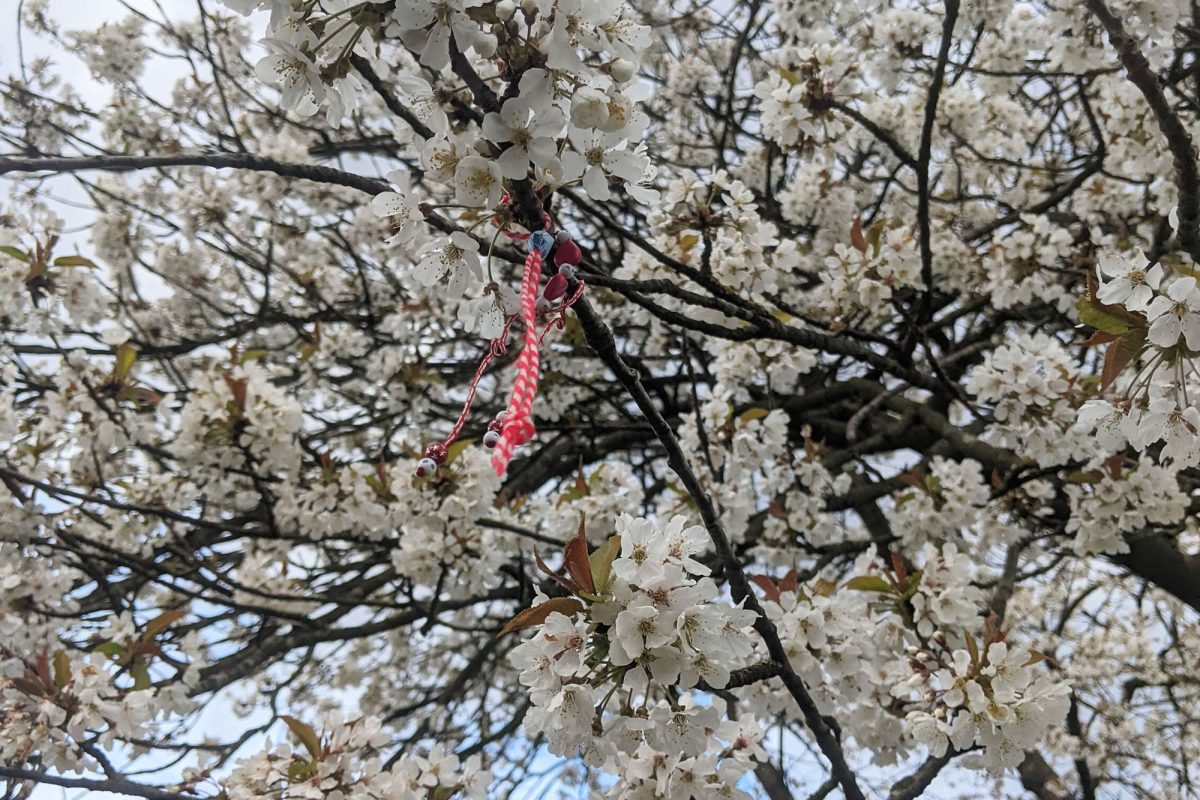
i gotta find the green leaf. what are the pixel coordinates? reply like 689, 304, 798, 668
0, 245, 30, 262
53, 651, 71, 691
445, 438, 474, 466
1064, 469, 1103, 485
737, 407, 770, 424
130, 661, 152, 691
96, 641, 125, 660
964, 633, 980, 667
281, 716, 322, 760
239, 348, 269, 364
286, 760, 316, 782
1076, 292, 1143, 336
53, 255, 97, 268
865, 219, 886, 256
114, 343, 137, 381
588, 534, 621, 595
845, 575, 893, 593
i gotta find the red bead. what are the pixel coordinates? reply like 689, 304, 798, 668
554, 239, 582, 267
543, 273, 568, 301
424, 442, 449, 465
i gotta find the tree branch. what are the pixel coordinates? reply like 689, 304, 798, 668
572, 295, 866, 800
1085, 0, 1200, 261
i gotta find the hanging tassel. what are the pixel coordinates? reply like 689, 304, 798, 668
492, 232, 552, 476
414, 225, 584, 480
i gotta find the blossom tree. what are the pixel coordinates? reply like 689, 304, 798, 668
3, 0, 1200, 798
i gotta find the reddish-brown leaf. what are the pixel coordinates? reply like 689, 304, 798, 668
34, 650, 52, 689
143, 608, 186, 639
534, 548, 576, 594
1083, 329, 1120, 347
563, 518, 595, 596
1100, 329, 1146, 392
850, 215, 866, 254
498, 597, 584, 636
1103, 452, 1125, 480
11, 676, 49, 697
890, 551, 908, 584
223, 375, 248, 410
990, 469, 1006, 490
748, 574, 782, 604
778, 568, 798, 594
896, 466, 925, 491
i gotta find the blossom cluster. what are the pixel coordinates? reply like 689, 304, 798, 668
220, 713, 490, 800
896, 640, 1070, 775
508, 514, 759, 789
1073, 248, 1200, 468
1, 612, 202, 774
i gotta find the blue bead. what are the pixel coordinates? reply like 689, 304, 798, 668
528, 230, 553, 257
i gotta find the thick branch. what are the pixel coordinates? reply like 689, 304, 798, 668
0, 152, 389, 194
0, 767, 200, 800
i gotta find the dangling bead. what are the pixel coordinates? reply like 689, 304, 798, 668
425, 441, 449, 465
554, 238, 582, 267
557, 263, 577, 281
483, 429, 501, 448
528, 230, 554, 257
555, 229, 572, 245
415, 457, 437, 478
544, 273, 568, 301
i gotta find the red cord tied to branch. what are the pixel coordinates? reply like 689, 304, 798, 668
415, 223, 585, 480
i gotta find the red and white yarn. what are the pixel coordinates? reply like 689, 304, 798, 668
491, 246, 544, 476
415, 214, 584, 480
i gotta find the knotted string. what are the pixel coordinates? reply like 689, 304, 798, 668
491, 246, 544, 476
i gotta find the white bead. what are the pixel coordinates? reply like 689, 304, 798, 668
483, 430, 501, 448
558, 264, 576, 280
416, 457, 437, 478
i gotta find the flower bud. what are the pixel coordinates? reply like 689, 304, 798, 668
610, 58, 636, 83
474, 32, 497, 58
570, 87, 610, 129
